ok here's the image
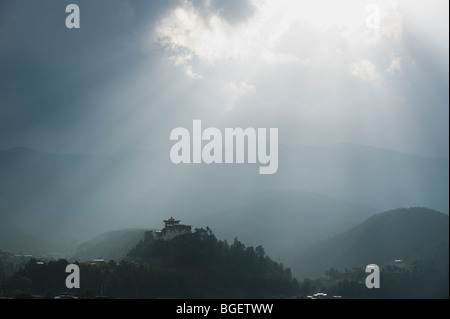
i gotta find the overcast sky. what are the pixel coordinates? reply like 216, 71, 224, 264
0, 0, 448, 158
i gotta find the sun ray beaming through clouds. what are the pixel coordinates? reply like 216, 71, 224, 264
152, 0, 407, 112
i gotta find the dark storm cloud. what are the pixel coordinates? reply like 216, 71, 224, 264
0, 0, 176, 150
0, 0, 447, 159
0, 0, 258, 152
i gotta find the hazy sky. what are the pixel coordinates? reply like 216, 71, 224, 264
0, 0, 448, 158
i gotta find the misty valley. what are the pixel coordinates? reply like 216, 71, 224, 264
1, 208, 447, 299
1, 0, 448, 307
0, 146, 448, 299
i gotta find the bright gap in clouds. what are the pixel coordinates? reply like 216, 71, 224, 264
152, 0, 404, 112
146, 0, 448, 157
154, 0, 400, 66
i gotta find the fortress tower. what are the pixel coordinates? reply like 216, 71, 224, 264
155, 217, 192, 240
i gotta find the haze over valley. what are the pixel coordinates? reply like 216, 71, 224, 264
0, 0, 448, 299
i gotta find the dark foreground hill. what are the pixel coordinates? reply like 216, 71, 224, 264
126, 228, 299, 298
288, 207, 449, 279
0, 228, 299, 298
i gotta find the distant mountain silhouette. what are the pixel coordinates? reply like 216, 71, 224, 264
277, 143, 449, 213
0, 227, 40, 254
72, 229, 150, 262
288, 207, 449, 279
193, 190, 376, 258
0, 144, 448, 255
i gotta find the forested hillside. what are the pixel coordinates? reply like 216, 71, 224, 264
1, 228, 299, 298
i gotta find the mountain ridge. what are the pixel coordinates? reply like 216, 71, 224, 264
286, 207, 449, 279
0, 143, 447, 255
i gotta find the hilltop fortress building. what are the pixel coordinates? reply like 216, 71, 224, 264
155, 217, 192, 240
